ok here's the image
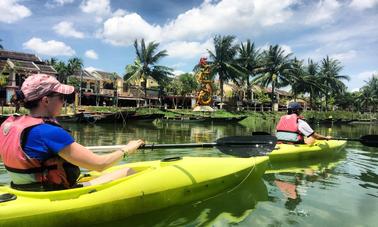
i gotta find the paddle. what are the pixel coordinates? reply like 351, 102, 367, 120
86, 135, 278, 158
251, 132, 378, 148
331, 135, 378, 147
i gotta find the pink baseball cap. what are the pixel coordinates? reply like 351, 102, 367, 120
21, 74, 75, 102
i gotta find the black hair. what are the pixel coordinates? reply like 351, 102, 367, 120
288, 109, 301, 115
12, 90, 41, 110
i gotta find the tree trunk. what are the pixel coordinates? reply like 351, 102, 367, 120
220, 78, 224, 109
271, 78, 278, 111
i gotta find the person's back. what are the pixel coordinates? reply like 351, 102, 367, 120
276, 102, 332, 145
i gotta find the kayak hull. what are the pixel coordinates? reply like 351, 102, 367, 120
268, 140, 347, 162
0, 156, 268, 227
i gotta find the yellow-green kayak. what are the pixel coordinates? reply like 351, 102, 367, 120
0, 156, 268, 227
268, 140, 347, 162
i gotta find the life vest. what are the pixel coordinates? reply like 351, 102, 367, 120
276, 114, 304, 143
0, 115, 80, 191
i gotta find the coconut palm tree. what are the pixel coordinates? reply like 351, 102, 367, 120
207, 35, 245, 105
289, 58, 324, 106
66, 57, 84, 105
253, 45, 292, 111
237, 40, 261, 104
318, 56, 350, 111
125, 39, 173, 105
305, 59, 324, 110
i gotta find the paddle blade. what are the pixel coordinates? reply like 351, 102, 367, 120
216, 135, 277, 158
360, 135, 378, 147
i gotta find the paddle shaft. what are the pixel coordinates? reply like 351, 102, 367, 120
86, 136, 276, 153
87, 143, 216, 152
332, 135, 378, 147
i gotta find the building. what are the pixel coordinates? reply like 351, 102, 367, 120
0, 49, 56, 104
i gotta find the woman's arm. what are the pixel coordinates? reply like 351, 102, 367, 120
58, 140, 144, 172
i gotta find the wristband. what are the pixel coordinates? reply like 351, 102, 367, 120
119, 149, 129, 159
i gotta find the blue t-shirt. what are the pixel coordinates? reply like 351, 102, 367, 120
23, 124, 75, 161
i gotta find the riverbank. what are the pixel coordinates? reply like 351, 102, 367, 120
1, 106, 377, 124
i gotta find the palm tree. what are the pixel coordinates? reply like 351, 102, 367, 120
305, 59, 324, 110
207, 35, 245, 105
67, 57, 84, 105
288, 58, 324, 107
125, 39, 173, 105
253, 45, 292, 111
358, 74, 378, 112
237, 40, 261, 104
318, 56, 350, 111
51, 60, 68, 83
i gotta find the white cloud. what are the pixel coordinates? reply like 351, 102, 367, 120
259, 43, 293, 55
53, 21, 85, 39
85, 49, 98, 59
45, 0, 74, 8
349, 0, 378, 10
85, 66, 102, 72
356, 70, 378, 80
330, 50, 357, 62
304, 0, 341, 25
163, 39, 213, 60
23, 37, 75, 56
98, 0, 295, 46
0, 0, 31, 23
80, 0, 111, 16
161, 0, 295, 41
173, 70, 185, 76
100, 13, 162, 46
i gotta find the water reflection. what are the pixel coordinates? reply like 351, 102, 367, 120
94, 178, 268, 227
1, 118, 377, 226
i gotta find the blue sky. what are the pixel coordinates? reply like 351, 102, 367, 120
1, 0, 377, 91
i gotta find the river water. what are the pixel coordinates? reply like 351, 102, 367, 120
1, 117, 377, 226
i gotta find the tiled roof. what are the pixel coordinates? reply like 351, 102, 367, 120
94, 70, 122, 80
35, 63, 57, 74
10, 59, 39, 72
0, 50, 56, 75
70, 70, 99, 80
0, 49, 40, 62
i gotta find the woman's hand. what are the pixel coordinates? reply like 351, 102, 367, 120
122, 139, 145, 155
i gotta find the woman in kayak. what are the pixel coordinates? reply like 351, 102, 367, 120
0, 74, 144, 191
275, 102, 332, 144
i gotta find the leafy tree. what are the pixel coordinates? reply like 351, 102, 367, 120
318, 56, 349, 110
237, 40, 261, 104
125, 39, 173, 105
207, 35, 245, 105
253, 45, 292, 111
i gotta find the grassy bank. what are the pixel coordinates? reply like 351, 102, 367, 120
1, 106, 377, 122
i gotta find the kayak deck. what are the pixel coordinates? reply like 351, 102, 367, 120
268, 140, 347, 162
0, 156, 268, 227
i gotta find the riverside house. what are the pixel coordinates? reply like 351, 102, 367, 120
0, 49, 57, 105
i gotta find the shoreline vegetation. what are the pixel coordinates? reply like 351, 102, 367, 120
1, 106, 376, 124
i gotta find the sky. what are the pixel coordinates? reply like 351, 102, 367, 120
0, 0, 377, 92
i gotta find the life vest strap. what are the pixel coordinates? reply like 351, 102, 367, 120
5, 164, 58, 174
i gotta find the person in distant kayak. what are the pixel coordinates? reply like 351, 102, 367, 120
275, 102, 332, 144
0, 74, 144, 191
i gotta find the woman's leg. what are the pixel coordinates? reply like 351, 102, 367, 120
85, 167, 135, 186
